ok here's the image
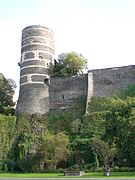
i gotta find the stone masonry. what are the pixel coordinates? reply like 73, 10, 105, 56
15, 25, 135, 115
15, 25, 54, 115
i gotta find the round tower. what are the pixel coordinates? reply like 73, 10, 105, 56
16, 25, 54, 115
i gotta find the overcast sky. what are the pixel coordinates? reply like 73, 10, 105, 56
0, 0, 135, 100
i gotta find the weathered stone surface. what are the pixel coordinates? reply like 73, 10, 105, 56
31, 75, 47, 82
49, 75, 88, 113
24, 52, 35, 59
21, 45, 54, 54
16, 25, 135, 116
16, 84, 49, 115
16, 25, 54, 115
20, 60, 45, 68
64, 171, 85, 176
20, 67, 48, 76
49, 65, 135, 114
91, 65, 135, 97
20, 76, 28, 84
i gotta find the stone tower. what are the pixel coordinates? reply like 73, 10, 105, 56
15, 25, 54, 115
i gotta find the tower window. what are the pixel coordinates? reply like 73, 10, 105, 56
44, 78, 49, 86
39, 55, 43, 59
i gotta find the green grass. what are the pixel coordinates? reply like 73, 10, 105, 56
0, 172, 135, 178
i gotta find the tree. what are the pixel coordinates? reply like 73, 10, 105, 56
37, 132, 69, 171
0, 114, 16, 171
49, 51, 87, 76
90, 138, 117, 168
0, 73, 16, 115
69, 136, 95, 166
104, 97, 135, 165
8, 115, 47, 173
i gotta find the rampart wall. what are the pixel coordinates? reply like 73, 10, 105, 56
86, 65, 135, 106
49, 75, 88, 113
50, 65, 135, 114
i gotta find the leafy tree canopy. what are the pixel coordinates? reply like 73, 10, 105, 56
103, 97, 135, 164
38, 131, 69, 170
49, 51, 87, 77
0, 73, 16, 115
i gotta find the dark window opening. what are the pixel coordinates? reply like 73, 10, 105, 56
39, 55, 43, 59
44, 78, 49, 86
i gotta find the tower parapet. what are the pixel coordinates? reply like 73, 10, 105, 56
16, 25, 54, 115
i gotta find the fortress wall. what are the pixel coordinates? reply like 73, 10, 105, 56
88, 65, 135, 100
49, 75, 88, 113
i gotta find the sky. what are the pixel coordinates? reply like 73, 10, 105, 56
0, 0, 135, 100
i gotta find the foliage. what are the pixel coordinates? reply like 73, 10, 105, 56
49, 51, 87, 77
8, 115, 48, 172
47, 96, 86, 134
8, 115, 70, 172
87, 96, 111, 113
69, 135, 96, 167
0, 114, 16, 171
2, 78, 135, 172
86, 94, 135, 167
37, 131, 69, 171
0, 73, 16, 115
47, 112, 74, 133
90, 138, 117, 167
104, 97, 135, 164
75, 96, 87, 116
119, 84, 135, 98
84, 112, 106, 138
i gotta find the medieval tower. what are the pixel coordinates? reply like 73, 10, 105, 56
16, 25, 135, 116
15, 25, 54, 115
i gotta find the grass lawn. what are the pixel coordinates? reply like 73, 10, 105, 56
0, 172, 135, 178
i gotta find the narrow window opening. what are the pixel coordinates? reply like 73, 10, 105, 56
44, 78, 49, 86
39, 55, 43, 59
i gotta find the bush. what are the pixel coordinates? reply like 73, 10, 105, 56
111, 166, 135, 172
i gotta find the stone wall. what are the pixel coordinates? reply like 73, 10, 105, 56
16, 64, 135, 115
49, 75, 88, 113
86, 65, 135, 105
